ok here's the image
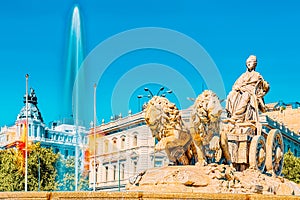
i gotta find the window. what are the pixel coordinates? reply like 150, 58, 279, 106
34, 126, 38, 137
133, 161, 137, 174
133, 135, 137, 147
95, 164, 99, 183
65, 149, 68, 157
34, 126, 37, 137
28, 124, 31, 137
121, 163, 125, 180
112, 138, 117, 152
20, 124, 23, 137
121, 136, 125, 149
29, 125, 32, 137
105, 166, 108, 182
113, 165, 117, 181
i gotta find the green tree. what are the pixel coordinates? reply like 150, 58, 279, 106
57, 156, 89, 191
0, 148, 24, 191
0, 142, 59, 191
282, 150, 300, 183
28, 142, 59, 191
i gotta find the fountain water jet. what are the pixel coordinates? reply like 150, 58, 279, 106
63, 5, 84, 122
63, 5, 85, 191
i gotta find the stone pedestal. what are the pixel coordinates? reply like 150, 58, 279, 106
127, 164, 300, 196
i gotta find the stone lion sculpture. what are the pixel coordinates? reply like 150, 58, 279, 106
189, 90, 231, 166
144, 96, 196, 165
144, 90, 232, 166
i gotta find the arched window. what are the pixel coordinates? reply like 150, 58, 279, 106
133, 135, 137, 147
133, 161, 137, 174
20, 124, 23, 137
105, 166, 108, 182
95, 163, 99, 183
120, 136, 126, 149
28, 124, 31, 137
112, 137, 117, 152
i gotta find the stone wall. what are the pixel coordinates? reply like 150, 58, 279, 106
0, 191, 298, 200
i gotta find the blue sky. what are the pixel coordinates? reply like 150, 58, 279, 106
0, 0, 299, 127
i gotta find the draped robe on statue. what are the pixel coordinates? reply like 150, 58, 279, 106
226, 70, 267, 123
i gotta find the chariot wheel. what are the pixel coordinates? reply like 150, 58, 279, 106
265, 129, 284, 176
249, 135, 266, 172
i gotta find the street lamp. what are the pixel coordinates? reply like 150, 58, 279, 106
144, 88, 154, 97
93, 83, 97, 191
144, 87, 172, 98
156, 87, 164, 96
137, 95, 151, 112
160, 90, 172, 97
25, 74, 29, 191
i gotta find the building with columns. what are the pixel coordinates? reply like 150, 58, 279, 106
0, 89, 88, 159
88, 112, 168, 191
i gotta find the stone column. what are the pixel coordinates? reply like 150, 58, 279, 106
31, 124, 34, 139
37, 125, 40, 139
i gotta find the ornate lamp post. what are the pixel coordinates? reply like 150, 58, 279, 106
25, 74, 29, 191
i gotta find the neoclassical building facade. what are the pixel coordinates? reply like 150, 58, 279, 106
88, 112, 168, 191
0, 89, 88, 159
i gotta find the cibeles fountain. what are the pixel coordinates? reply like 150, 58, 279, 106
127, 55, 300, 196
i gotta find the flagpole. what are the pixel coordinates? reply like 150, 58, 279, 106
93, 83, 97, 191
25, 74, 29, 191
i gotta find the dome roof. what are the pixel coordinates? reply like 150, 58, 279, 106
17, 88, 43, 122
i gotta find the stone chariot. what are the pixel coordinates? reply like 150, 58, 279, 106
144, 55, 284, 176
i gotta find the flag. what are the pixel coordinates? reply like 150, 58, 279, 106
16, 120, 27, 160
84, 149, 90, 171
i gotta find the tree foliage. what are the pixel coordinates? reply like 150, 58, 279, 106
282, 150, 300, 184
57, 156, 89, 191
0, 148, 24, 191
28, 142, 59, 191
0, 142, 59, 191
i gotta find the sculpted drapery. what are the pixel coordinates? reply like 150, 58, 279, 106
226, 55, 269, 124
